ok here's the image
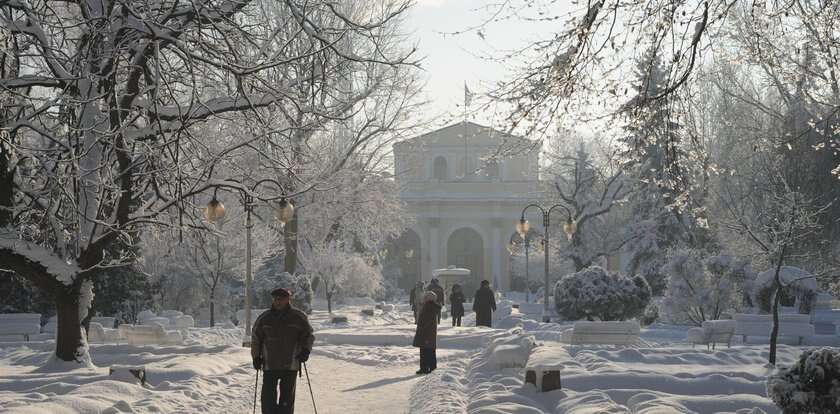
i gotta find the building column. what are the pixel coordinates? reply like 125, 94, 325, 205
492, 225, 501, 290
428, 218, 440, 280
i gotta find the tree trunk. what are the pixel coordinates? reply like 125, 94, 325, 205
284, 212, 298, 274
768, 245, 787, 366
55, 285, 84, 362
326, 291, 333, 314
210, 292, 215, 328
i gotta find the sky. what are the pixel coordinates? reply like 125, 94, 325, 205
405, 0, 578, 132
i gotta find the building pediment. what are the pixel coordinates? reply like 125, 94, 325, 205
395, 121, 531, 149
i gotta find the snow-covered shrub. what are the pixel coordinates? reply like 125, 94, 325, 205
661, 250, 751, 325
374, 276, 403, 302
278, 272, 313, 314
307, 244, 382, 312
553, 266, 651, 321
753, 266, 818, 314
641, 298, 660, 326
767, 347, 840, 414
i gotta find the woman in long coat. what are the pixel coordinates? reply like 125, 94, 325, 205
472, 280, 497, 327
449, 284, 465, 327
413, 291, 440, 374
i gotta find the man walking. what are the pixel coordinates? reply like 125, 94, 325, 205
473, 280, 497, 327
252, 288, 314, 414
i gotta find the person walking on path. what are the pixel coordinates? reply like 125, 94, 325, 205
409, 281, 424, 324
449, 284, 465, 327
472, 280, 497, 327
252, 287, 315, 414
426, 278, 445, 323
413, 291, 440, 374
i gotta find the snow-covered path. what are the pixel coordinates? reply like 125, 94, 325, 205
287, 355, 422, 414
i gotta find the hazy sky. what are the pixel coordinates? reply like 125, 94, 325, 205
406, 0, 577, 130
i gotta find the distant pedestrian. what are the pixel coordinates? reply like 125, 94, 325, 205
449, 284, 465, 327
426, 278, 445, 323
252, 288, 314, 414
413, 291, 440, 374
473, 280, 497, 327
409, 281, 424, 324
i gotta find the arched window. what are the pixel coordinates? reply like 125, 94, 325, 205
484, 159, 500, 180
433, 156, 448, 180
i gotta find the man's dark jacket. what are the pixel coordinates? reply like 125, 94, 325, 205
251, 305, 314, 371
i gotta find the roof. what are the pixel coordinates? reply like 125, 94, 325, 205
395, 121, 533, 149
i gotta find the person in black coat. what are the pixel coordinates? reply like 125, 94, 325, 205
413, 291, 440, 374
449, 284, 465, 327
472, 280, 497, 327
426, 278, 445, 323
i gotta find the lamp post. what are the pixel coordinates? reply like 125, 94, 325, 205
204, 179, 295, 346
516, 203, 575, 322
523, 232, 531, 303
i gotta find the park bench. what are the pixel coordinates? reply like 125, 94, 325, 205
687, 320, 736, 349
524, 343, 569, 392
91, 316, 116, 329
171, 315, 195, 329
120, 324, 183, 346
734, 313, 814, 345
87, 322, 123, 343
0, 313, 42, 341
811, 309, 840, 335
560, 321, 642, 346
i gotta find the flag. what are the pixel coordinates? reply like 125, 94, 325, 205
464, 82, 473, 108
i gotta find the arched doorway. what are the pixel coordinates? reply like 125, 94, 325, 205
447, 228, 484, 298
385, 230, 421, 292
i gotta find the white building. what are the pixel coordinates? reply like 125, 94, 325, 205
391, 122, 548, 294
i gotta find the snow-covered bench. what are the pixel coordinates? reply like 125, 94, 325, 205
142, 317, 171, 328
91, 316, 116, 329
171, 315, 195, 329
120, 324, 183, 346
525, 343, 570, 392
734, 313, 814, 345
0, 313, 42, 341
87, 322, 123, 343
561, 321, 642, 345
687, 320, 736, 349
811, 309, 840, 335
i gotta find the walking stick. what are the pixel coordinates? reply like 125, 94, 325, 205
253, 368, 259, 414
303, 362, 318, 414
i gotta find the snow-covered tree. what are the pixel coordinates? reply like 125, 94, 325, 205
554, 266, 651, 321
0, 0, 417, 363
543, 139, 635, 272
752, 266, 819, 315
661, 250, 753, 325
305, 244, 381, 313
767, 347, 840, 414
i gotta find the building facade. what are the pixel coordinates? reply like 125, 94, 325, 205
391, 122, 547, 295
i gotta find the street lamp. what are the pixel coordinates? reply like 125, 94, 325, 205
204, 179, 295, 346
516, 203, 575, 322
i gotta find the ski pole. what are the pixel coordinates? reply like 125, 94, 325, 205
303, 362, 318, 414
253, 366, 260, 414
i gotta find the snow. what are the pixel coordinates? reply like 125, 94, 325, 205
0, 302, 812, 413
0, 228, 82, 285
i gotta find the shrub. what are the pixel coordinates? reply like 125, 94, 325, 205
661, 250, 751, 325
553, 266, 651, 321
767, 347, 840, 414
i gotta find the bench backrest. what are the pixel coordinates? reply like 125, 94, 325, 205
701, 320, 736, 342
91, 317, 116, 328
0, 313, 42, 336
734, 313, 814, 337
121, 324, 167, 345
570, 321, 640, 345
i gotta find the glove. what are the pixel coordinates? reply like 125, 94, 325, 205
297, 350, 310, 363
252, 357, 262, 370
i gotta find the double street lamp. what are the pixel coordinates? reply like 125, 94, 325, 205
204, 179, 295, 346
516, 203, 576, 322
